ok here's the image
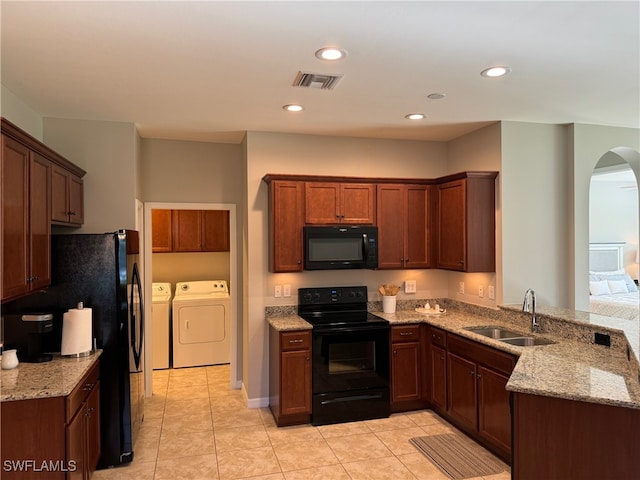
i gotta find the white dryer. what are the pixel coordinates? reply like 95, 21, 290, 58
151, 283, 172, 369
172, 280, 230, 368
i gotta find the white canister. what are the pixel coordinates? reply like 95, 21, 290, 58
382, 295, 397, 314
1, 349, 19, 370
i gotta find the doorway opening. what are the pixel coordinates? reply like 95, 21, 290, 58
142, 202, 239, 397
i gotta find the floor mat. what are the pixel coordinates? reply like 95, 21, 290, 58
409, 433, 506, 479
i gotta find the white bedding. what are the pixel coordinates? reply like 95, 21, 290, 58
590, 291, 640, 320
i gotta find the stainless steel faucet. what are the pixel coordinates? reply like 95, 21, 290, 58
522, 289, 539, 333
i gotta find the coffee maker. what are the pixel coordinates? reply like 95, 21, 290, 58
3, 313, 54, 363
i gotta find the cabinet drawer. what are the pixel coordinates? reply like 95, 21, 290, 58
447, 334, 516, 376
66, 362, 100, 419
391, 324, 420, 342
280, 331, 311, 351
429, 327, 447, 348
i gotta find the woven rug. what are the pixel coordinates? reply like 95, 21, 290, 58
409, 433, 506, 480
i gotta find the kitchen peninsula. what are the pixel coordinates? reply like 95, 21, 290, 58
267, 300, 640, 479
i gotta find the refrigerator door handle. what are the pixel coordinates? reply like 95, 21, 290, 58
130, 262, 144, 370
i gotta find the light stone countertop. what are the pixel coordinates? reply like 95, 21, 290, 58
268, 307, 640, 410
0, 350, 101, 402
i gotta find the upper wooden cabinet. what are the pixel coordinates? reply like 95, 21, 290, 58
377, 184, 432, 269
151, 209, 173, 252
305, 182, 375, 225
152, 209, 229, 253
267, 180, 304, 272
51, 164, 84, 225
436, 172, 497, 272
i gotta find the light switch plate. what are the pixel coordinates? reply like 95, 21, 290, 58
404, 280, 417, 293
488, 286, 495, 300
274, 285, 282, 298
283, 284, 291, 297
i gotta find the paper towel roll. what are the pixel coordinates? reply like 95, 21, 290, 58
61, 305, 93, 356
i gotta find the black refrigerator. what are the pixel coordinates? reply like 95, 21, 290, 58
9, 230, 144, 468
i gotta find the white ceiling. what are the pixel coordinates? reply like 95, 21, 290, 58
1, 1, 638, 144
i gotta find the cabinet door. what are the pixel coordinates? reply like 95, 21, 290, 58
430, 344, 447, 411
280, 349, 311, 416
152, 209, 173, 252
1, 135, 30, 300
68, 174, 84, 225
172, 210, 202, 252
86, 381, 101, 473
404, 185, 430, 268
51, 164, 70, 223
477, 366, 511, 454
29, 153, 52, 291
66, 407, 86, 480
447, 351, 477, 430
340, 183, 375, 224
437, 179, 465, 270
270, 181, 304, 272
202, 210, 230, 252
376, 184, 405, 269
305, 182, 340, 224
391, 341, 421, 404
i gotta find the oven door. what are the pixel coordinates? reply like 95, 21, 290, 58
311, 323, 390, 425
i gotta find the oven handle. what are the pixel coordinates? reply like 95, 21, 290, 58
320, 393, 384, 405
362, 233, 369, 261
313, 324, 389, 334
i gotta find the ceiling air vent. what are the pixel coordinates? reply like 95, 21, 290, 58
293, 71, 343, 90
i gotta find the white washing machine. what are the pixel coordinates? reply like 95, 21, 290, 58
151, 283, 172, 370
172, 280, 230, 368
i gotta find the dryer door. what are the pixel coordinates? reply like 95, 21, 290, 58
177, 304, 226, 344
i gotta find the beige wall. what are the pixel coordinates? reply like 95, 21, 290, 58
43, 117, 139, 232
1, 84, 43, 140
152, 252, 231, 286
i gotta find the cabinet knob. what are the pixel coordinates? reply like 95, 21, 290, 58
469, 371, 475, 376
393, 350, 397, 356
68, 211, 76, 216
439, 356, 444, 361
477, 374, 482, 379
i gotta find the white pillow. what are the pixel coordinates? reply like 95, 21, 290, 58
590, 280, 612, 296
608, 279, 629, 294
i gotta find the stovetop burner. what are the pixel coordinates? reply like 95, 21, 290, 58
298, 286, 388, 327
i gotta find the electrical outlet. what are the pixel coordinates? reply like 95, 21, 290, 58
404, 280, 417, 293
478, 286, 484, 298
488, 286, 495, 300
274, 285, 282, 298
458, 282, 465, 294
283, 284, 291, 297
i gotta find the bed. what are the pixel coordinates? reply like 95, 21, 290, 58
589, 243, 639, 320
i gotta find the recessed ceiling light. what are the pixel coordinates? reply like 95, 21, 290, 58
405, 113, 426, 120
315, 47, 347, 61
427, 93, 446, 100
283, 104, 303, 112
480, 66, 512, 78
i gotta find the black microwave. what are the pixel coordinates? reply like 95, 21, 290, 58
303, 226, 378, 270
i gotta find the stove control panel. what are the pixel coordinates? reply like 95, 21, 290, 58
298, 286, 368, 305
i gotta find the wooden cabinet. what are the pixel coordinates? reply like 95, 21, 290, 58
390, 325, 426, 411
436, 172, 497, 272
267, 180, 304, 272
1, 135, 52, 302
51, 164, 84, 225
445, 333, 516, 461
152, 209, 229, 253
305, 182, 375, 225
66, 364, 101, 480
512, 392, 640, 480
377, 184, 432, 269
151, 209, 173, 252
427, 327, 448, 411
269, 328, 312, 426
0, 360, 100, 480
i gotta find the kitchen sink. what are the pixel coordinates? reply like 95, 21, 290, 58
465, 326, 524, 339
499, 336, 556, 346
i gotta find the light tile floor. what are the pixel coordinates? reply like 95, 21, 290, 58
93, 365, 510, 480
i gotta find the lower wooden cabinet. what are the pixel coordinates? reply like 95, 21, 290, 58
447, 351, 478, 430
0, 360, 100, 480
390, 325, 427, 411
427, 327, 448, 411
269, 328, 312, 426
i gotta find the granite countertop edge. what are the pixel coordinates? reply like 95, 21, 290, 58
267, 309, 640, 410
0, 350, 102, 402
